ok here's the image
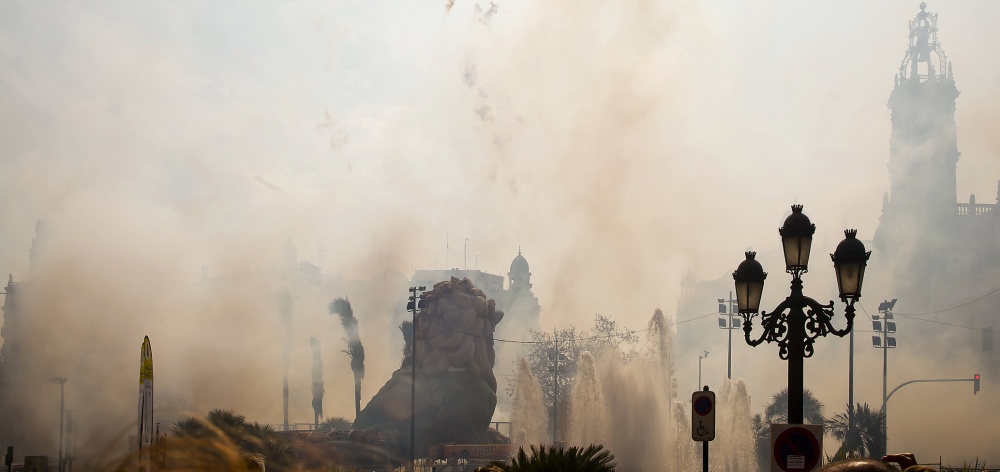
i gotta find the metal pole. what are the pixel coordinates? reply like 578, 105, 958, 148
282, 321, 290, 432
787, 278, 806, 425
882, 325, 888, 455
58, 382, 64, 472
848, 324, 855, 445
411, 287, 417, 472
728, 291, 733, 380
553, 327, 559, 444
702, 441, 709, 472
698, 356, 703, 389
67, 411, 74, 472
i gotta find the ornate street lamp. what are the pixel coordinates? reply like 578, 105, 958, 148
733, 205, 870, 424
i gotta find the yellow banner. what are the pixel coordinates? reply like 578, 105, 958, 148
140, 336, 153, 384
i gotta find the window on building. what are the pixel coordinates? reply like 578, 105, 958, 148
983, 328, 994, 352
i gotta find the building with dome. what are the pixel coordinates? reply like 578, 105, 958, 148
409, 251, 541, 420
409, 251, 541, 342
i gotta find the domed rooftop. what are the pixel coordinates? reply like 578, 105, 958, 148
510, 251, 529, 274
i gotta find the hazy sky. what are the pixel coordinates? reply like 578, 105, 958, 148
1, 0, 999, 464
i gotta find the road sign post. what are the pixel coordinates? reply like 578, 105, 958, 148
692, 387, 716, 472
770, 424, 823, 472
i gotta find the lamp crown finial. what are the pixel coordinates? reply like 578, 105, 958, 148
745, 251, 757, 260
844, 229, 858, 239
791, 204, 804, 214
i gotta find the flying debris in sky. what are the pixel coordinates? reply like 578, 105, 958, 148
316, 107, 349, 151
476, 2, 498, 25
254, 176, 282, 192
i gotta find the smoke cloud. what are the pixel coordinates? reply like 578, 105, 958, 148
1, 0, 999, 465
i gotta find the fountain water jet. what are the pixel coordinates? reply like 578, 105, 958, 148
510, 357, 547, 447
569, 351, 606, 446
712, 378, 755, 472
507, 309, 756, 471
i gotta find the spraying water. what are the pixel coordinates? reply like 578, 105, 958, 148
713, 378, 755, 472
510, 357, 547, 447
569, 351, 606, 447
508, 309, 755, 470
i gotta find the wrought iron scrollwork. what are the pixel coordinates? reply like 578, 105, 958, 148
742, 293, 855, 361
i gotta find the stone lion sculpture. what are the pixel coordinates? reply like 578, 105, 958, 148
352, 277, 506, 462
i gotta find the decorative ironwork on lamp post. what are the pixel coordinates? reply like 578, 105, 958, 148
733, 205, 871, 424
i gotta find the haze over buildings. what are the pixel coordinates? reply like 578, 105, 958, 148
0, 0, 999, 466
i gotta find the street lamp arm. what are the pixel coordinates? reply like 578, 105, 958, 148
801, 297, 854, 339
826, 301, 855, 338
742, 298, 792, 348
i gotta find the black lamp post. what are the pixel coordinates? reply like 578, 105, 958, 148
733, 205, 870, 424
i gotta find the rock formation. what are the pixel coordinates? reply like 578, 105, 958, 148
353, 277, 506, 462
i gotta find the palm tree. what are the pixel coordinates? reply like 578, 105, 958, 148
763, 388, 826, 425
754, 388, 826, 470
309, 337, 324, 427
489, 444, 616, 472
827, 403, 886, 459
330, 297, 366, 419
171, 417, 206, 437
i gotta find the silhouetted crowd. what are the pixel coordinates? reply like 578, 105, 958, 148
820, 453, 935, 471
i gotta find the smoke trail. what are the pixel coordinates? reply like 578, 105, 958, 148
329, 297, 365, 419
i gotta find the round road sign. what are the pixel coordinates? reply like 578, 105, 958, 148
772, 426, 821, 471
693, 395, 713, 416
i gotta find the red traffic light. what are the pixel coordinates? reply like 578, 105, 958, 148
974, 374, 981, 395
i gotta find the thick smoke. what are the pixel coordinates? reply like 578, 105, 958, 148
0, 0, 999, 466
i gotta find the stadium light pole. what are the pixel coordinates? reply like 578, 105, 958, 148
873, 299, 898, 457
733, 205, 870, 424
718, 293, 740, 379
406, 286, 427, 472
49, 377, 67, 472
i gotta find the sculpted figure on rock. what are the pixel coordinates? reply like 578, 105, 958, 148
353, 277, 506, 461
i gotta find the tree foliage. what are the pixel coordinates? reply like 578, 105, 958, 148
329, 297, 365, 380
487, 444, 616, 472
827, 403, 886, 459
511, 314, 639, 411
170, 409, 294, 471
329, 296, 365, 417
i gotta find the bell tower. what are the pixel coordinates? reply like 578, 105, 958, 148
507, 250, 532, 292
885, 2, 960, 224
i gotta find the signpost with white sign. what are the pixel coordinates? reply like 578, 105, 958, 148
769, 423, 823, 472
692, 387, 716, 472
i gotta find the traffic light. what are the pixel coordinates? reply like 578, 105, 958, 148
974, 374, 981, 395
